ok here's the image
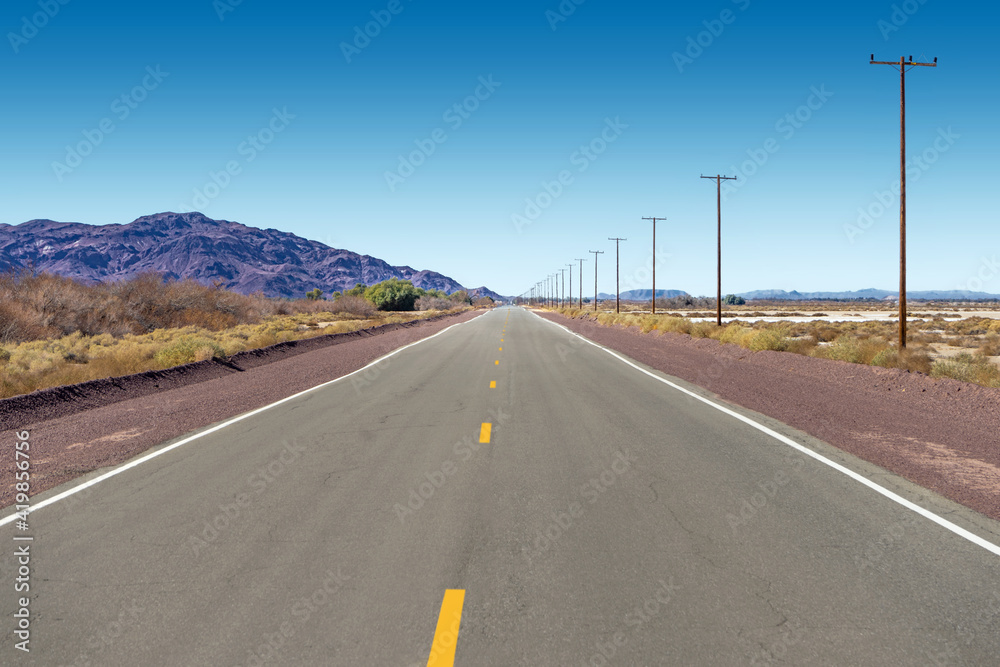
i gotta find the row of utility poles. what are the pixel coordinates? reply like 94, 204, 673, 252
519, 54, 936, 348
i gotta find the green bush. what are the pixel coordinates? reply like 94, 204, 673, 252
364, 279, 421, 312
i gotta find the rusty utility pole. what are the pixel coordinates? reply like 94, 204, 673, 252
576, 259, 586, 309
567, 263, 575, 308
589, 250, 604, 312
608, 237, 627, 313
870, 54, 937, 348
642, 217, 666, 314
701, 174, 737, 326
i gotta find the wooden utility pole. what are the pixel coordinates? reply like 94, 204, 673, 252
567, 263, 575, 308
701, 175, 737, 326
589, 250, 604, 312
642, 217, 666, 314
576, 259, 586, 309
560, 268, 566, 307
870, 54, 937, 348
608, 237, 627, 313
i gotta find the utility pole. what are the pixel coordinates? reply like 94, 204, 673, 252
608, 237, 627, 313
701, 174, 737, 326
642, 217, 666, 314
589, 250, 604, 312
567, 263, 575, 308
870, 54, 937, 348
576, 259, 586, 309
560, 268, 566, 307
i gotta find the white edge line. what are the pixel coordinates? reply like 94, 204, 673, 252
536, 311, 1000, 558
1, 314, 482, 527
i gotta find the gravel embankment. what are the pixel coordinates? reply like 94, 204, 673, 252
541, 312, 1000, 523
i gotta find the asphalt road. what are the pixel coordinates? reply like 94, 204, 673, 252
3, 305, 1000, 665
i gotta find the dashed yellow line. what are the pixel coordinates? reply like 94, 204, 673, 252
426, 589, 465, 667
490, 381, 496, 389
479, 423, 492, 443
495, 360, 499, 366
499, 347, 503, 352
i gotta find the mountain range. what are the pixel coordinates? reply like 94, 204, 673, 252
0, 212, 502, 300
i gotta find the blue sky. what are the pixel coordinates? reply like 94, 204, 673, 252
1, 0, 997, 297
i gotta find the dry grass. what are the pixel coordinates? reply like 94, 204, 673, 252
555, 308, 976, 385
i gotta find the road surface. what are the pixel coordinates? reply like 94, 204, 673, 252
3, 305, 999, 665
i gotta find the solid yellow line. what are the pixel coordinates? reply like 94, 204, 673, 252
426, 589, 465, 667
490, 381, 496, 389
480, 423, 492, 443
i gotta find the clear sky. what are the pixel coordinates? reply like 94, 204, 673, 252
2, 0, 997, 297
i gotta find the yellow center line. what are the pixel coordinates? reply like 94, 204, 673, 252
495, 360, 499, 365
499, 347, 503, 352
479, 423, 492, 443
426, 589, 465, 667
489, 381, 496, 389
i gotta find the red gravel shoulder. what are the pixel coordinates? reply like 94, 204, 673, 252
541, 312, 1000, 522
1, 310, 482, 509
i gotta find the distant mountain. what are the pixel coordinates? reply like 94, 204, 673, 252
736, 288, 1000, 301
467, 286, 505, 302
0, 212, 481, 299
596, 289, 689, 300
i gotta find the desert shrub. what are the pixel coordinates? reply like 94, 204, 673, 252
977, 333, 1000, 357
473, 296, 495, 308
416, 296, 454, 311
154, 337, 226, 367
819, 335, 891, 365
744, 327, 789, 352
330, 295, 377, 317
449, 290, 472, 305
718, 324, 752, 345
931, 353, 1000, 387
364, 278, 421, 311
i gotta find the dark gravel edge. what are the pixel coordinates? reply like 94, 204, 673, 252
0, 312, 465, 431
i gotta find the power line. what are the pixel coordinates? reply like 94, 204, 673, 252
870, 54, 937, 348
608, 237, 627, 314
701, 174, 737, 326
